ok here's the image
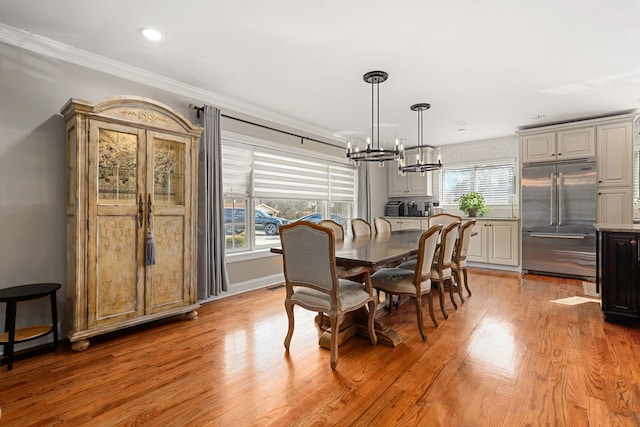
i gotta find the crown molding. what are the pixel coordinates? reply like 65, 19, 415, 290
0, 23, 342, 146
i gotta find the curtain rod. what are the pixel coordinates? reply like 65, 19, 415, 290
189, 104, 341, 149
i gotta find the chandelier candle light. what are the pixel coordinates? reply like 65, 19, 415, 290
346, 71, 401, 165
399, 103, 442, 175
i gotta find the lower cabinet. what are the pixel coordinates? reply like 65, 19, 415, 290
597, 187, 632, 224
600, 231, 639, 322
385, 217, 422, 231
467, 220, 519, 266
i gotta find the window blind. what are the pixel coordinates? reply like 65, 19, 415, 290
253, 151, 330, 200
442, 160, 515, 205
222, 145, 253, 196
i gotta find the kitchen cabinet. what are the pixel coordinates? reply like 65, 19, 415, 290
61, 96, 203, 351
597, 187, 632, 225
387, 167, 431, 196
384, 217, 422, 231
597, 228, 640, 322
467, 220, 519, 266
521, 127, 594, 164
596, 121, 633, 187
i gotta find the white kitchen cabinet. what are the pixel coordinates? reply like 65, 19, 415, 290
597, 187, 632, 224
387, 167, 431, 196
596, 121, 633, 188
521, 127, 595, 164
384, 217, 422, 231
467, 220, 519, 266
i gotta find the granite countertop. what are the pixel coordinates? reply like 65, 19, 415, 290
594, 223, 640, 232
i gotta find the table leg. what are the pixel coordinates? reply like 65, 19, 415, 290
4, 301, 17, 371
50, 291, 58, 350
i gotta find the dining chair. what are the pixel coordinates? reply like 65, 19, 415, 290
374, 217, 392, 234
430, 221, 461, 319
370, 225, 442, 341
452, 219, 476, 299
279, 221, 377, 369
428, 213, 462, 228
318, 219, 344, 240
319, 219, 369, 280
351, 218, 372, 237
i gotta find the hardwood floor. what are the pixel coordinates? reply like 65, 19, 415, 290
2, 268, 640, 426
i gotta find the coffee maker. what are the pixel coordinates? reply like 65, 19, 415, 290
407, 201, 420, 216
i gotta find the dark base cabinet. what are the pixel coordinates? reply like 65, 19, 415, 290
599, 231, 639, 323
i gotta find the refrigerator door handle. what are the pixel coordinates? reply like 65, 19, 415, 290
550, 172, 555, 226
558, 172, 564, 226
530, 233, 586, 239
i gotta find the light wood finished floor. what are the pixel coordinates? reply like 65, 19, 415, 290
2, 268, 640, 426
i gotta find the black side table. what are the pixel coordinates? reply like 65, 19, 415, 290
0, 283, 61, 370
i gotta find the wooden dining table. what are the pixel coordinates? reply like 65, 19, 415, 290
271, 229, 426, 348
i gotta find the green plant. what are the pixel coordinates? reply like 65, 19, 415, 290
458, 192, 488, 216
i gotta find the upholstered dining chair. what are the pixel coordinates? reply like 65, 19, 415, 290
374, 217, 392, 234
278, 221, 377, 369
319, 219, 368, 280
370, 225, 442, 341
452, 220, 476, 299
428, 213, 462, 228
351, 218, 372, 237
430, 221, 461, 319
318, 219, 344, 240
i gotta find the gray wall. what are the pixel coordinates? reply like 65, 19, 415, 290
0, 41, 341, 349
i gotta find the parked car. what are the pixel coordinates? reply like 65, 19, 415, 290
289, 213, 346, 228
224, 208, 288, 236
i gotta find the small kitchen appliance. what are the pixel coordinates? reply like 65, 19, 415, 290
385, 201, 405, 217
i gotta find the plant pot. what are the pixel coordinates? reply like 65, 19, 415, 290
467, 209, 477, 217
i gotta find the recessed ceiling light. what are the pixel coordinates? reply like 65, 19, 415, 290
141, 28, 164, 41
532, 114, 546, 120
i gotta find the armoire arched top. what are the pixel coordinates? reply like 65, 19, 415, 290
60, 95, 203, 137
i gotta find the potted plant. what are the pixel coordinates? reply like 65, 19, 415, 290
458, 192, 488, 217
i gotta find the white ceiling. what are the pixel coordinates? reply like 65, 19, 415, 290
2, 0, 640, 147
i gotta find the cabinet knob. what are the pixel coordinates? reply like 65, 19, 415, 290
558, 153, 562, 156
631, 240, 637, 246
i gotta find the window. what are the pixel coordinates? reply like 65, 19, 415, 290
222, 135, 357, 253
441, 159, 516, 206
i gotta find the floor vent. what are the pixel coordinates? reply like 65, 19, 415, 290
266, 284, 285, 291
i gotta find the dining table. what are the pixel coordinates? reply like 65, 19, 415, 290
271, 229, 427, 348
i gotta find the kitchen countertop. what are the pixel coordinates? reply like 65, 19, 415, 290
594, 223, 640, 232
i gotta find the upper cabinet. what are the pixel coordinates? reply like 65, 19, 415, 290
596, 121, 633, 187
521, 127, 595, 163
387, 167, 431, 196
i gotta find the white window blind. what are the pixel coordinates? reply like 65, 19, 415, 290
442, 160, 515, 205
329, 164, 356, 202
222, 145, 253, 196
253, 151, 330, 200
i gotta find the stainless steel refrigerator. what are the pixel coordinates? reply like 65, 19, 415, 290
521, 161, 597, 279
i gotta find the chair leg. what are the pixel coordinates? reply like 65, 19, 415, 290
329, 312, 343, 370
367, 300, 378, 345
416, 295, 427, 342
427, 292, 438, 328
284, 300, 295, 351
447, 277, 458, 310
436, 277, 448, 320
463, 267, 471, 296
452, 270, 465, 304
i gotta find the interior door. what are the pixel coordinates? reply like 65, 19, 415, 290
145, 131, 192, 314
87, 120, 145, 327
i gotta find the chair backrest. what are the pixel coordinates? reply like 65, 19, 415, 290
455, 220, 476, 262
429, 213, 462, 229
437, 221, 461, 270
374, 217, 392, 234
415, 225, 442, 281
351, 218, 372, 237
279, 222, 337, 296
319, 219, 344, 240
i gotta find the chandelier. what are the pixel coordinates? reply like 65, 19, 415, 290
346, 71, 401, 165
398, 103, 442, 175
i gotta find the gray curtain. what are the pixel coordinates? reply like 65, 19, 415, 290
197, 104, 229, 299
357, 163, 371, 223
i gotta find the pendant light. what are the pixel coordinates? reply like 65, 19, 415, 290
346, 71, 400, 165
398, 103, 442, 175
